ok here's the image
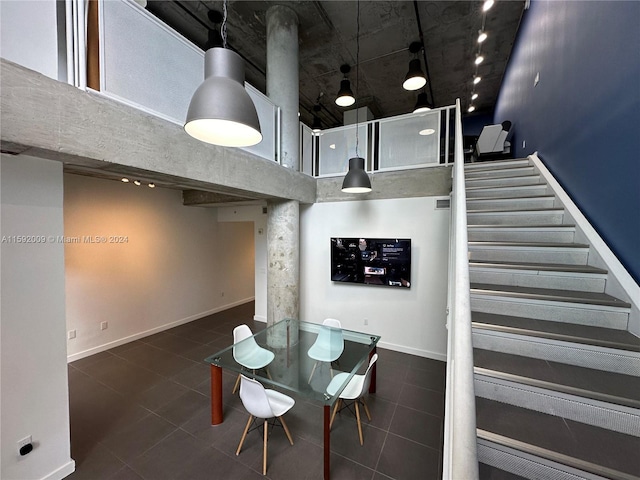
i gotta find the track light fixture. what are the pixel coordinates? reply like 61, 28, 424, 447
184, 0, 262, 147
403, 42, 427, 91
335, 64, 356, 107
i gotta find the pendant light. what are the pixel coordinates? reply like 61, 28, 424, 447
342, 0, 371, 194
402, 42, 427, 91
413, 90, 431, 113
335, 64, 356, 107
311, 104, 322, 133
184, 0, 262, 147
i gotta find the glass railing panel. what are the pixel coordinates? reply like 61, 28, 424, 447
300, 123, 314, 176
316, 124, 369, 176
377, 111, 441, 171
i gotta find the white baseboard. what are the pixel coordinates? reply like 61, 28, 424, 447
67, 298, 255, 363
41, 459, 75, 480
378, 340, 446, 362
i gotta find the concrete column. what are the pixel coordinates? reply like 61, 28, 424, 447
266, 199, 299, 336
266, 5, 299, 170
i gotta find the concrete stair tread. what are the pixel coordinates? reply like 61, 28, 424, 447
469, 241, 589, 248
474, 348, 640, 405
467, 195, 555, 202
472, 311, 640, 351
469, 260, 607, 275
466, 183, 544, 191
468, 224, 575, 230
467, 207, 564, 214
475, 397, 640, 477
471, 282, 632, 308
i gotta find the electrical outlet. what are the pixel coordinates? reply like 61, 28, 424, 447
100, 321, 108, 331
68, 329, 76, 340
364, 318, 369, 326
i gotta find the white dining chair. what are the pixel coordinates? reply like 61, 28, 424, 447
232, 324, 275, 394
307, 318, 344, 383
326, 353, 378, 445
236, 375, 295, 475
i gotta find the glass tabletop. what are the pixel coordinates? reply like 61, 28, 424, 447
205, 318, 380, 405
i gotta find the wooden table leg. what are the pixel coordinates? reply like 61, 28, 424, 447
369, 347, 377, 393
324, 404, 331, 480
211, 365, 223, 425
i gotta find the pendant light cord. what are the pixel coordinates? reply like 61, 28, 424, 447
221, 0, 228, 48
355, 0, 360, 157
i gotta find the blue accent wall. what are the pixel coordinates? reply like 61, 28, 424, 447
495, 0, 640, 284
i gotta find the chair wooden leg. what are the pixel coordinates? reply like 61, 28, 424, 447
263, 419, 268, 475
329, 399, 341, 429
361, 397, 372, 421
279, 416, 294, 445
236, 414, 253, 455
355, 401, 364, 446
308, 361, 318, 383
232, 373, 241, 394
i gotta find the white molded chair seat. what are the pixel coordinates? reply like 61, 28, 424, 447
326, 353, 378, 445
232, 324, 275, 394
236, 375, 295, 475
307, 318, 344, 382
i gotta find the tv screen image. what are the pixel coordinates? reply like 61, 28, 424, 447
330, 237, 411, 288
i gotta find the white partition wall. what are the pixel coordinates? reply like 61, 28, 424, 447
299, 197, 450, 359
1, 155, 75, 480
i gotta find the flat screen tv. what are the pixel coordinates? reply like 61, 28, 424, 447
331, 237, 411, 288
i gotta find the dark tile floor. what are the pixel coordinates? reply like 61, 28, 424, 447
67, 302, 445, 480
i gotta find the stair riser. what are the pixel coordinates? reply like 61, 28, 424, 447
472, 330, 639, 376
468, 212, 564, 226
465, 166, 536, 179
474, 376, 640, 437
469, 247, 588, 265
466, 176, 542, 189
467, 229, 575, 243
469, 269, 606, 293
467, 197, 556, 211
465, 159, 531, 171
466, 185, 550, 199
470, 297, 629, 329
477, 440, 612, 480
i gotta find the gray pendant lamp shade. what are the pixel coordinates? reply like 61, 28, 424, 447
413, 92, 431, 113
403, 58, 427, 91
336, 79, 356, 107
341, 157, 371, 193
185, 48, 262, 147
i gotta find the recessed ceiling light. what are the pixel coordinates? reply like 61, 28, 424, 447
468, 106, 476, 113
478, 31, 488, 43
121, 178, 130, 183
483, 0, 494, 12
148, 183, 156, 188
473, 76, 481, 85
475, 55, 484, 65
133, 180, 141, 186
472, 93, 478, 100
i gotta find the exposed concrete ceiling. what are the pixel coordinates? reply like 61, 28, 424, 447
146, 0, 526, 128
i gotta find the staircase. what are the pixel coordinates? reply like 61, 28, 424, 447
464, 158, 640, 480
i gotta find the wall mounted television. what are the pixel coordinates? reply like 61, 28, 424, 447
330, 237, 411, 288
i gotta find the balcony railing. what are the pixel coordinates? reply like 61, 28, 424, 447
301, 106, 457, 178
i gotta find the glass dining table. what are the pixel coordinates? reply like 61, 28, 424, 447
205, 318, 380, 480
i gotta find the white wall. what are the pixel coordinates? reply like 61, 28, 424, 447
64, 174, 255, 360
218, 205, 268, 322
0, 0, 61, 80
1, 155, 75, 480
300, 197, 450, 360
